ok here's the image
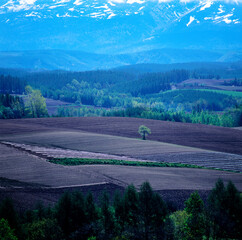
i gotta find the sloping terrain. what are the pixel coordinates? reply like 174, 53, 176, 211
0, 142, 241, 190
1, 117, 241, 154
1, 131, 242, 172
0, 117, 241, 209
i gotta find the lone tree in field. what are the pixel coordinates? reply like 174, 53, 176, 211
138, 125, 151, 140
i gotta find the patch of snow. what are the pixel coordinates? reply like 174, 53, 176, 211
200, 0, 213, 11
174, 11, 178, 17
49, 4, 65, 9
26, 11, 38, 17
4, 0, 37, 12
218, 4, 225, 14
89, 12, 106, 18
186, 16, 195, 26
138, 6, 145, 11
107, 12, 116, 19
205, 11, 236, 24
143, 36, 154, 41
56, 0, 71, 3
56, 13, 71, 17
108, 1, 116, 6
223, 17, 232, 23
127, 0, 145, 4
94, 4, 109, 9
73, 0, 83, 6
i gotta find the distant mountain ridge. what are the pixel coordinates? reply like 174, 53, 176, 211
0, 0, 241, 53
0, 49, 242, 71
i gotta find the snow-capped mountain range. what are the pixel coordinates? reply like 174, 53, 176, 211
0, 0, 241, 69
0, 0, 240, 25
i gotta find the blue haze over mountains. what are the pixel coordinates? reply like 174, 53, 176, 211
0, 0, 242, 70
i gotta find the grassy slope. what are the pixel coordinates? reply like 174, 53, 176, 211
194, 89, 242, 98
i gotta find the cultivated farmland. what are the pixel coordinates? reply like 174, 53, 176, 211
1, 117, 242, 154
0, 117, 241, 209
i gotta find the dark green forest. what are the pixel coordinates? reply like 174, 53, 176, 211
0, 94, 25, 119
0, 67, 242, 127
0, 180, 241, 240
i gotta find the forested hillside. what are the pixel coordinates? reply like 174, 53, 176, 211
0, 67, 241, 127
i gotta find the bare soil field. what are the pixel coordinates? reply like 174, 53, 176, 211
0, 117, 241, 209
0, 142, 241, 210
178, 78, 242, 91
1, 131, 242, 172
45, 98, 72, 115
0, 140, 241, 190
1, 117, 242, 155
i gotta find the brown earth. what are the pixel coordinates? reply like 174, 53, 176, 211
0, 117, 242, 155
0, 142, 241, 210
178, 78, 242, 91
1, 131, 242, 172
0, 117, 242, 210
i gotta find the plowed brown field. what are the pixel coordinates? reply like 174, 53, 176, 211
1, 117, 242, 154
0, 117, 241, 209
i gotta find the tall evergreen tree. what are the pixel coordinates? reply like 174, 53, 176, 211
99, 192, 115, 240
184, 191, 205, 240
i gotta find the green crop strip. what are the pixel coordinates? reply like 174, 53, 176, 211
49, 158, 241, 173
49, 158, 204, 169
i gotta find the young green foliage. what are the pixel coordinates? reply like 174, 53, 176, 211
138, 125, 151, 140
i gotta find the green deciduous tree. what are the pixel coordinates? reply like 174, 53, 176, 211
170, 210, 188, 240
25, 85, 48, 118
138, 125, 151, 140
25, 218, 63, 240
0, 219, 18, 240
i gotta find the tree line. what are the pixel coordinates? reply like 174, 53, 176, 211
223, 78, 242, 86
0, 86, 48, 119
0, 179, 241, 240
0, 94, 25, 119
1, 69, 242, 127
56, 104, 242, 127
0, 75, 26, 94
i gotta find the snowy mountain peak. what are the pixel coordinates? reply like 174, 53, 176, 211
0, 0, 241, 53
0, 0, 240, 24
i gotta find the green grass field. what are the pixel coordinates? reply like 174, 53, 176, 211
194, 89, 242, 98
